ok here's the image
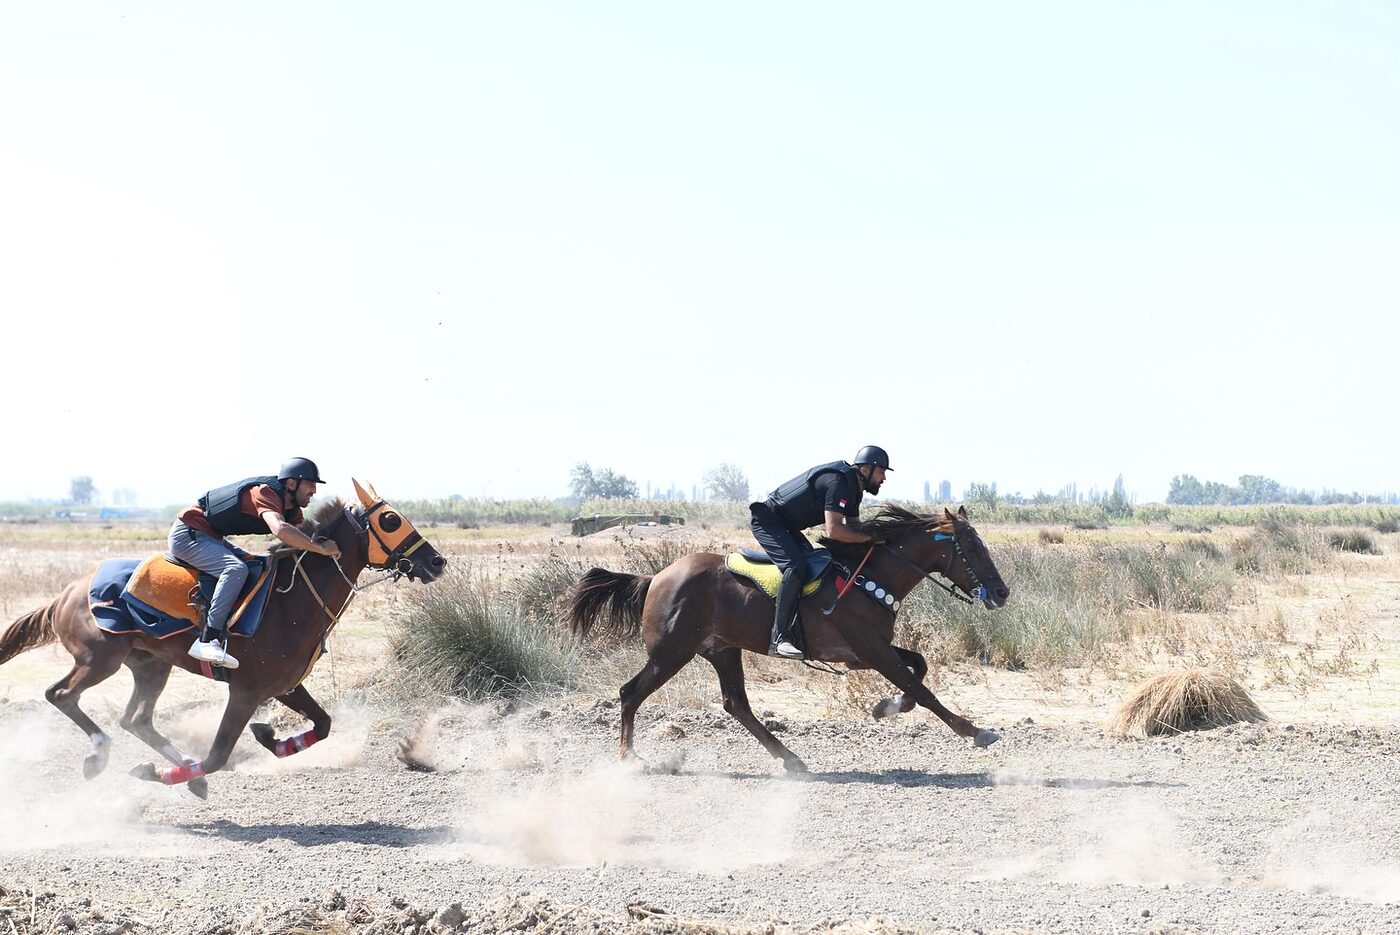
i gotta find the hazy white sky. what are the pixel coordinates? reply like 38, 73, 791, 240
3, 2, 1397, 507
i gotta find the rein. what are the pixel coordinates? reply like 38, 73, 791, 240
274, 508, 400, 634
882, 528, 988, 606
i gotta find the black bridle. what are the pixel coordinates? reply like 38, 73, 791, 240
883, 526, 989, 606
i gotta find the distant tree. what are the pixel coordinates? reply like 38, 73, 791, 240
571, 462, 639, 500
964, 481, 999, 513
1236, 474, 1284, 505
69, 475, 96, 505
1105, 473, 1133, 518
569, 462, 597, 500
595, 469, 639, 499
703, 463, 750, 501
1167, 474, 1205, 505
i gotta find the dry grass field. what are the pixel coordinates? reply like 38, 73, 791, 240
2, 514, 1398, 934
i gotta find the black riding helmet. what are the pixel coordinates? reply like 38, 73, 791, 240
853, 446, 892, 471
278, 457, 327, 484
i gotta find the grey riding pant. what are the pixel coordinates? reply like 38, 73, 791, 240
168, 521, 248, 632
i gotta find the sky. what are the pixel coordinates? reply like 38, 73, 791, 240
2, 2, 1398, 507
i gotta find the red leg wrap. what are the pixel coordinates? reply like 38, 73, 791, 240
158, 761, 207, 785
273, 729, 321, 758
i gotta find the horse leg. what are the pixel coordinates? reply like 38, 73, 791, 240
118, 652, 209, 799
130, 686, 263, 787
249, 684, 330, 758
872, 646, 928, 720
618, 646, 695, 764
702, 647, 807, 773
838, 625, 998, 746
45, 647, 128, 779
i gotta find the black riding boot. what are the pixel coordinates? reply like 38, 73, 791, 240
769, 567, 805, 659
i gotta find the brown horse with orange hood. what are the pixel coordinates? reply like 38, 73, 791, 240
0, 479, 445, 797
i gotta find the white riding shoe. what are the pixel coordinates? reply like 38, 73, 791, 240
772, 639, 805, 660
188, 633, 240, 669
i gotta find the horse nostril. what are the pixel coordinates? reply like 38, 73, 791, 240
431, 556, 446, 569
997, 587, 1009, 600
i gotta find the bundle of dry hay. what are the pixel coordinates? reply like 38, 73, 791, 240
1107, 668, 1267, 738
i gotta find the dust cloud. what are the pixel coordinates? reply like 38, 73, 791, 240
408, 708, 803, 872
0, 707, 186, 856
1264, 808, 1400, 904
977, 753, 1222, 888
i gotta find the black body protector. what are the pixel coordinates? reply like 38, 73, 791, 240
199, 476, 294, 537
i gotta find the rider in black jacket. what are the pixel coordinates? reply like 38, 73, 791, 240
749, 446, 891, 658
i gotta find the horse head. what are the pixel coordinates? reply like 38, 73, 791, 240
866, 505, 1009, 609
342, 478, 447, 583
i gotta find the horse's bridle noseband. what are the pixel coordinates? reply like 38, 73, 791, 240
884, 526, 989, 606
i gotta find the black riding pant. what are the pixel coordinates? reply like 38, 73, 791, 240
749, 502, 814, 574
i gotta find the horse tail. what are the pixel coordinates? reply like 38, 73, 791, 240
568, 567, 651, 640
0, 600, 60, 666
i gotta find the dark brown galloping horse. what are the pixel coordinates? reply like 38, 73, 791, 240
568, 505, 1009, 773
0, 479, 445, 797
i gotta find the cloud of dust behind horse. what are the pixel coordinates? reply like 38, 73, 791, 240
0, 705, 185, 855
443, 725, 802, 871
1264, 808, 1400, 904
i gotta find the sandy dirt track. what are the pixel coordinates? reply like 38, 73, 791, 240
3, 688, 1399, 935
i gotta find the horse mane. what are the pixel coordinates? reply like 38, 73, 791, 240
819, 504, 959, 558
268, 497, 348, 555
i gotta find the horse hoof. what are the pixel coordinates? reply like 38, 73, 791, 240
188, 777, 209, 800
82, 753, 108, 780
250, 722, 276, 751
872, 698, 900, 720
129, 762, 159, 783
973, 729, 1001, 748
783, 758, 808, 774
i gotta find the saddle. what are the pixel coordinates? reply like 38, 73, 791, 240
724, 548, 834, 600
90, 554, 278, 639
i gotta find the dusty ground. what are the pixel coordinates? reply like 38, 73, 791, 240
2, 521, 1399, 934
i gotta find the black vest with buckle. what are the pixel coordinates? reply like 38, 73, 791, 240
767, 461, 861, 530
198, 475, 292, 537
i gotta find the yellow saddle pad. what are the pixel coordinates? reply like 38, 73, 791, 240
124, 554, 271, 626
724, 553, 824, 599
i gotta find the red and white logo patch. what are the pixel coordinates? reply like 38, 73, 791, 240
838, 498, 848, 509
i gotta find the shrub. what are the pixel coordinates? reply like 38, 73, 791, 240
1327, 529, 1379, 554
901, 544, 1112, 670
1038, 528, 1065, 545
1375, 519, 1399, 534
1106, 669, 1267, 737
388, 565, 583, 701
1231, 519, 1327, 575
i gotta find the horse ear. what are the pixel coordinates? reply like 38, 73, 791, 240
957, 505, 968, 519
943, 508, 956, 521
352, 478, 377, 508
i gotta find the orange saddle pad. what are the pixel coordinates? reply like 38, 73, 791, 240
123, 554, 272, 627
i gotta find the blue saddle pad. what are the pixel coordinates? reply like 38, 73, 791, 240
91, 557, 276, 639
